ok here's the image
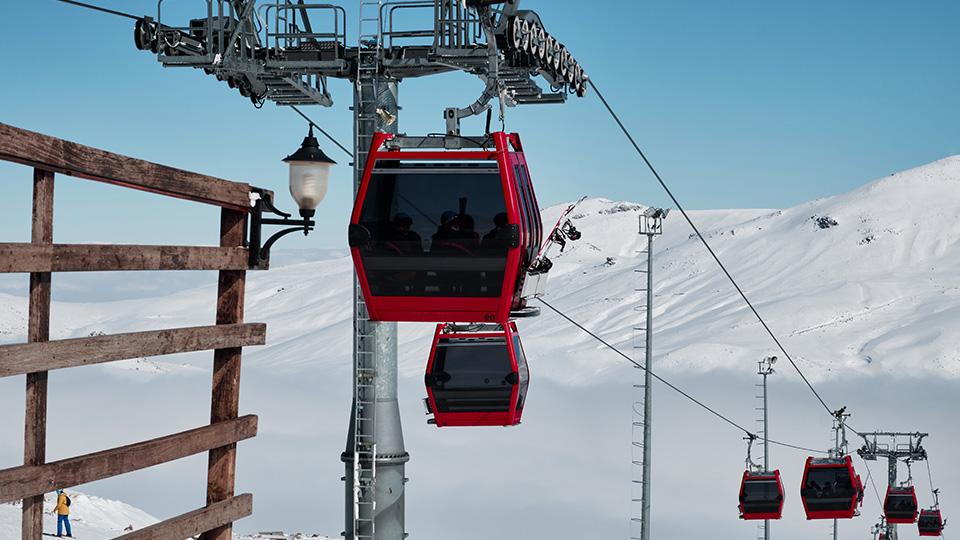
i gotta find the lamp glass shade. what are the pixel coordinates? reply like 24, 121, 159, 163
283, 127, 337, 212
288, 162, 331, 211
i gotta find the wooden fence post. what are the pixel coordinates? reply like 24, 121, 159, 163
23, 169, 54, 540
202, 208, 248, 540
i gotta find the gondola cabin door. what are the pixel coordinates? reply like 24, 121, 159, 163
423, 323, 529, 427
349, 132, 542, 323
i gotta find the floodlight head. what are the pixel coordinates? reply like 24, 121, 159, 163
643, 207, 669, 219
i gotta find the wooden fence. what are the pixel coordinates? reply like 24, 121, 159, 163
0, 122, 268, 540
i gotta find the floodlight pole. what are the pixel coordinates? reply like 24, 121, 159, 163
757, 356, 775, 540
633, 209, 665, 540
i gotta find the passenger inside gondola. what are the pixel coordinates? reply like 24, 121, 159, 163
431, 211, 469, 255
802, 468, 858, 512
884, 489, 918, 523
459, 214, 481, 250
917, 509, 943, 535
481, 212, 511, 251
369, 212, 425, 294
380, 212, 424, 256
354, 165, 510, 299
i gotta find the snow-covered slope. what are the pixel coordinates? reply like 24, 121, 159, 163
530, 155, 960, 383
1, 156, 957, 540
0, 491, 157, 539
4, 156, 957, 381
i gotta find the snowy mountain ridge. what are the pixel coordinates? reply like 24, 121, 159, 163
2, 155, 958, 383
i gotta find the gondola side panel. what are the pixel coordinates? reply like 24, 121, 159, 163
349, 132, 396, 321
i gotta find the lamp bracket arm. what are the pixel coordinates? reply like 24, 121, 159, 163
261, 225, 312, 258
247, 187, 315, 269
258, 189, 293, 219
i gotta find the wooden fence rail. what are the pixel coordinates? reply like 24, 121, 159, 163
0, 416, 258, 505
0, 323, 266, 378
114, 494, 254, 540
0, 244, 251, 273
0, 122, 255, 211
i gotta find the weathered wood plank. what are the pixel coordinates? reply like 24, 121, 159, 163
111, 494, 253, 540
0, 415, 258, 505
0, 122, 258, 211
0, 323, 267, 378
0, 243, 251, 273
23, 167, 54, 540
203, 209, 248, 540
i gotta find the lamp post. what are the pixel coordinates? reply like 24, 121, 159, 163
248, 125, 337, 269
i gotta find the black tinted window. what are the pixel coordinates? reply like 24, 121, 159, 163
884, 492, 916, 519
740, 477, 782, 514
356, 163, 511, 297
801, 467, 856, 512
429, 337, 515, 413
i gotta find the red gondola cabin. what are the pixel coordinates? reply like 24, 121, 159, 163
884, 487, 919, 524
349, 132, 542, 323
799, 456, 863, 519
917, 509, 944, 536
423, 322, 529, 427
739, 470, 785, 520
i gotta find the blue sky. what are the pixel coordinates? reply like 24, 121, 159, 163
2, 0, 958, 249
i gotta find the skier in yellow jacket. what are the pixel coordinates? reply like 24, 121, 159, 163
52, 489, 72, 537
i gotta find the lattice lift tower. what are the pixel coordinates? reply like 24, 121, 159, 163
132, 2, 587, 538
858, 432, 928, 540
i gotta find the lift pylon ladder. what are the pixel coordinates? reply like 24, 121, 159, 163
351, 282, 379, 540
753, 378, 767, 540
629, 240, 650, 540
351, 4, 383, 540
355, 0, 384, 141
754, 356, 776, 540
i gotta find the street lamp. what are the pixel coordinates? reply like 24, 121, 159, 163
283, 125, 337, 218
248, 125, 338, 268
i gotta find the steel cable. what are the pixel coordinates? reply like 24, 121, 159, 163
290, 106, 354, 158
537, 297, 824, 455
53, 0, 139, 20
586, 77, 863, 440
